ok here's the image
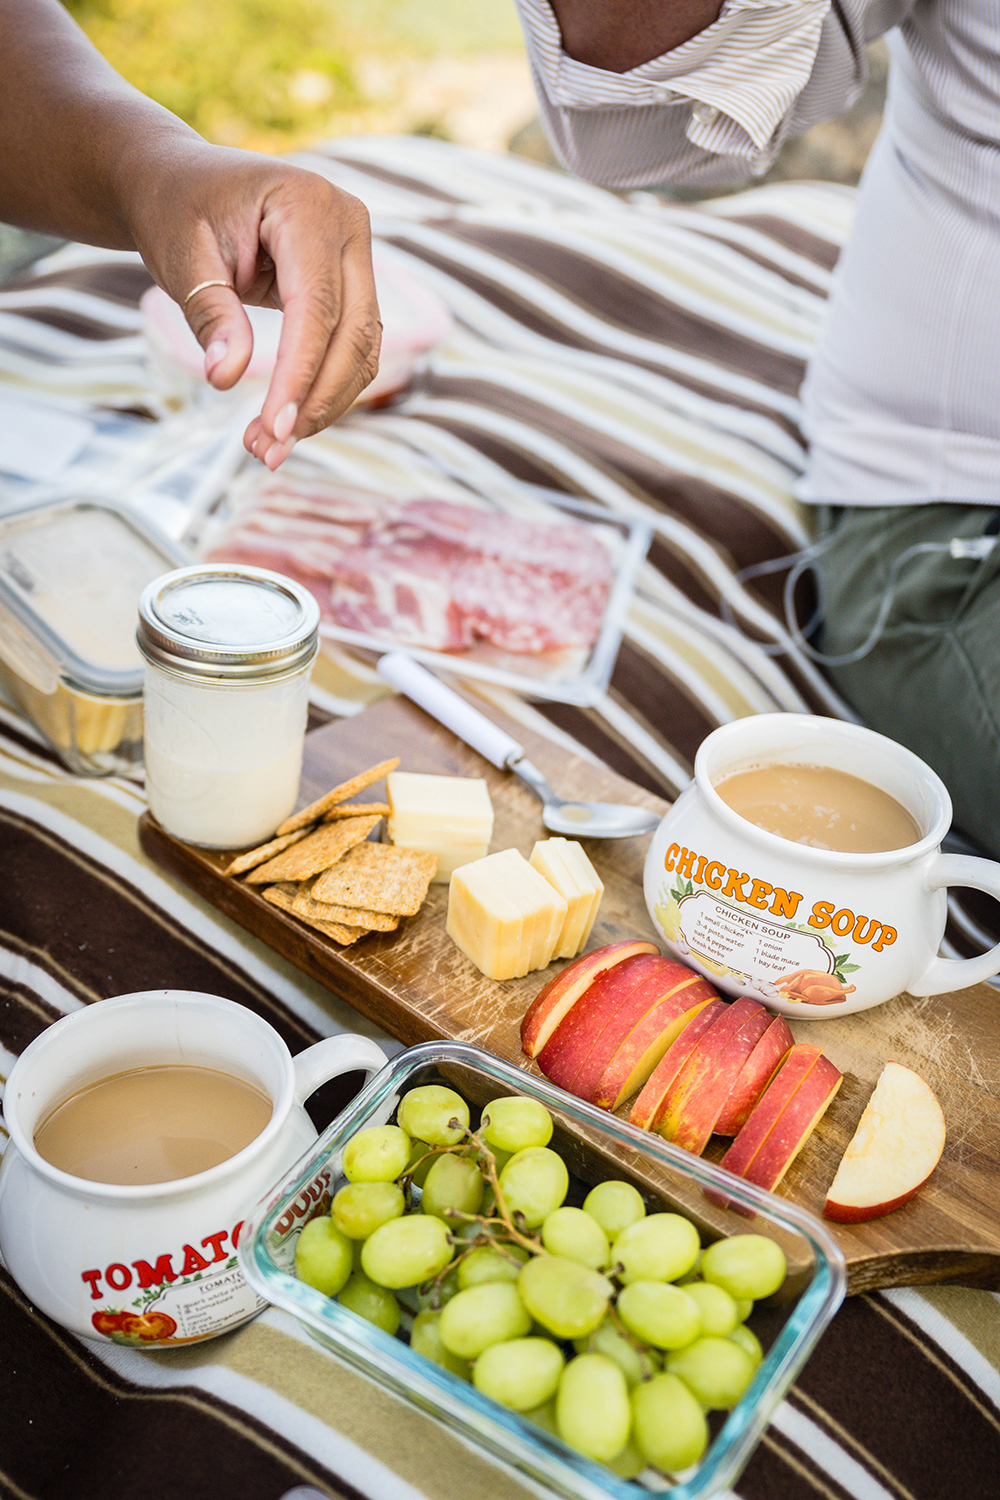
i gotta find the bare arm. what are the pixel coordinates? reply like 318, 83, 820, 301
0, 0, 380, 468
549, 0, 725, 73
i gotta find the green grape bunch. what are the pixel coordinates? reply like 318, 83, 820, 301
294, 1084, 787, 1481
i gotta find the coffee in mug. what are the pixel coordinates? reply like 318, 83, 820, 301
714, 763, 920, 854
644, 715, 1000, 1016
34, 1064, 274, 1185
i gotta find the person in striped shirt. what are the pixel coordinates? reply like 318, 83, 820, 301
515, 0, 1000, 854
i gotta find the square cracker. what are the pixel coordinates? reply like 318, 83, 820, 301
293, 884, 400, 933
276, 759, 399, 835
322, 801, 390, 822
311, 842, 438, 915
244, 814, 381, 883
261, 883, 370, 945
224, 828, 310, 876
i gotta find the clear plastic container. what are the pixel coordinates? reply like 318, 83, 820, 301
239, 1040, 846, 1500
200, 467, 653, 707
136, 564, 320, 847
0, 496, 187, 774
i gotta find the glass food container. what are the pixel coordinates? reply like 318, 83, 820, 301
136, 563, 320, 848
239, 1040, 846, 1500
0, 496, 188, 775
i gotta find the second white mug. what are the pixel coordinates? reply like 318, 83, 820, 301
0, 990, 388, 1344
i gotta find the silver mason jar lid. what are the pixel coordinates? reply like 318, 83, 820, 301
136, 564, 321, 680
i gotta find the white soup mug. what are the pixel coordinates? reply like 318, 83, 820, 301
0, 990, 388, 1344
644, 715, 1000, 1017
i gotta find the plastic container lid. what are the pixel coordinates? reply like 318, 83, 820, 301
0, 496, 188, 698
136, 564, 321, 680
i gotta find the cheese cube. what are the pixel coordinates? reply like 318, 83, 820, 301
387, 771, 494, 883
387, 771, 494, 839
447, 848, 568, 980
529, 838, 604, 957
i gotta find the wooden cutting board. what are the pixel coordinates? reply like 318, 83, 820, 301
139, 694, 1000, 1295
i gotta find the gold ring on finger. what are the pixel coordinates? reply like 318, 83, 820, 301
182, 279, 236, 311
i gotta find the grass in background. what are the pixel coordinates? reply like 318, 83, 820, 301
335, 0, 524, 54
66, 0, 528, 151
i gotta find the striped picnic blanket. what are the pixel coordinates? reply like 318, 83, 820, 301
2, 135, 999, 1500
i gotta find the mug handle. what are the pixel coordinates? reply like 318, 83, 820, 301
909, 853, 1000, 995
292, 1033, 389, 1107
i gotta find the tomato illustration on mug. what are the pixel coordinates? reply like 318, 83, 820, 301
91, 1308, 179, 1343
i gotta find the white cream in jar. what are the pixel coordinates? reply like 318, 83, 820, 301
137, 565, 320, 847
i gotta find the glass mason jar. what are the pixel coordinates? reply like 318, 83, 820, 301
137, 564, 320, 848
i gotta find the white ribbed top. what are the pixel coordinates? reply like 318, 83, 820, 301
516, 0, 1000, 502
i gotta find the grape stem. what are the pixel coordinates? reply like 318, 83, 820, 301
605, 1300, 661, 1383
463, 1128, 544, 1255
407, 1126, 545, 1258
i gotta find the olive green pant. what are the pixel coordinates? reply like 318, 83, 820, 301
812, 502, 1000, 856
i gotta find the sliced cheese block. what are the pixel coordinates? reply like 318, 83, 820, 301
388, 770, 494, 884
387, 771, 494, 839
447, 848, 568, 980
447, 870, 523, 981
561, 840, 604, 950
529, 838, 604, 957
488, 848, 568, 975
529, 840, 585, 957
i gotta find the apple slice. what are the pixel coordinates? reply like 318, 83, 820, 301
585, 972, 719, 1111
537, 955, 716, 1106
655, 997, 772, 1155
536, 952, 668, 1092
588, 998, 714, 1112
520, 939, 659, 1057
823, 1062, 946, 1223
628, 999, 729, 1132
713, 1015, 794, 1136
717, 1044, 843, 1193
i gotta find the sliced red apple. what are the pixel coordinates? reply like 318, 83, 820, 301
717, 1044, 843, 1193
588, 1001, 715, 1114
823, 1061, 946, 1223
628, 999, 729, 1132
520, 939, 660, 1058
543, 955, 717, 1107
713, 1014, 794, 1137
536, 952, 667, 1092
586, 973, 719, 1111
655, 997, 772, 1155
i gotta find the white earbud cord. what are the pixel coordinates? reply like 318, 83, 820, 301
725, 534, 997, 667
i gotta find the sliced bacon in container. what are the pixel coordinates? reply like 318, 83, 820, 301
205, 488, 614, 657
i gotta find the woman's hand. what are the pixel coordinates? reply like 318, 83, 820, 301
126, 142, 381, 468
0, 0, 381, 469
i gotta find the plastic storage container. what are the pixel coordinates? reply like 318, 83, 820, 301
239, 1040, 846, 1500
0, 496, 187, 774
137, 563, 320, 848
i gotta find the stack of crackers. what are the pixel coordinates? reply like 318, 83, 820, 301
224, 757, 438, 946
